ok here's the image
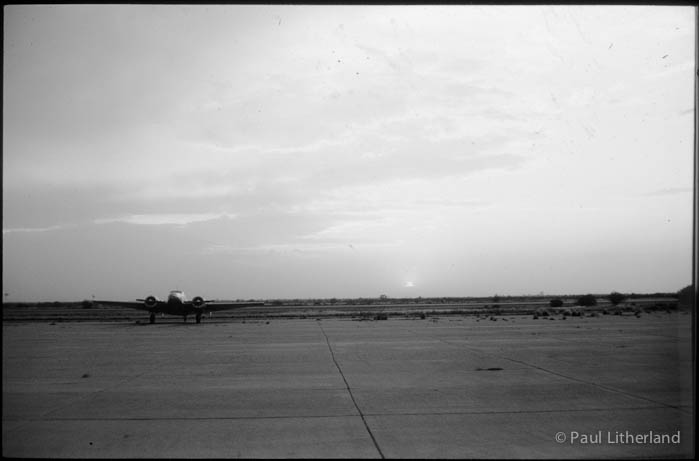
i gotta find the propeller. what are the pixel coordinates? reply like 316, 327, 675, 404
192, 296, 205, 308
144, 296, 158, 308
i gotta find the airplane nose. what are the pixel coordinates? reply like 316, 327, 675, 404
168, 291, 186, 304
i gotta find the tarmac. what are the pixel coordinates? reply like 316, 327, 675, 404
2, 312, 694, 458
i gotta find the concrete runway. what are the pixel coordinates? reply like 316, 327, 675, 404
3, 313, 694, 458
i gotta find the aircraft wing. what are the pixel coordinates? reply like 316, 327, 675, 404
94, 300, 165, 311
197, 301, 266, 312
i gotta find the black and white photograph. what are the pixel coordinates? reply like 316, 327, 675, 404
2, 4, 695, 458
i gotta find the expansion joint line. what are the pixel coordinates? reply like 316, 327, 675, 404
408, 329, 686, 413
318, 323, 385, 459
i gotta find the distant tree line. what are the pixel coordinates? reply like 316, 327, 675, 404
8, 289, 688, 310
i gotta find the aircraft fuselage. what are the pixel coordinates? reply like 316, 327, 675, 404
163, 290, 189, 316
146, 291, 204, 323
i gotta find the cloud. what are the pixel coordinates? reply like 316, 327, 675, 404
643, 59, 695, 82
94, 213, 237, 226
641, 187, 693, 197
2, 224, 75, 235
201, 239, 403, 257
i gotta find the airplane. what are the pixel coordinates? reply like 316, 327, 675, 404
95, 290, 265, 324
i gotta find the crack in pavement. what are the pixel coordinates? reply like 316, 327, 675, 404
318, 323, 385, 459
405, 326, 691, 414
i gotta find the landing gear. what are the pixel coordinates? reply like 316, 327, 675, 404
196, 312, 202, 324
149, 313, 156, 324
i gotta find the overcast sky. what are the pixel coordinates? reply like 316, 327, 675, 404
3, 5, 695, 302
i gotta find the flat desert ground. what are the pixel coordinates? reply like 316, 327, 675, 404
2, 313, 694, 458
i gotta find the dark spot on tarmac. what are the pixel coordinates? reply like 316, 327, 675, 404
81, 373, 90, 378
476, 367, 503, 371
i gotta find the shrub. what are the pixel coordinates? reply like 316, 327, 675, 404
577, 294, 597, 307
677, 285, 694, 309
549, 299, 564, 308
608, 292, 626, 306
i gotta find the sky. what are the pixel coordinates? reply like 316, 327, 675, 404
2, 5, 695, 302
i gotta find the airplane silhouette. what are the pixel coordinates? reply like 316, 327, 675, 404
96, 290, 264, 323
